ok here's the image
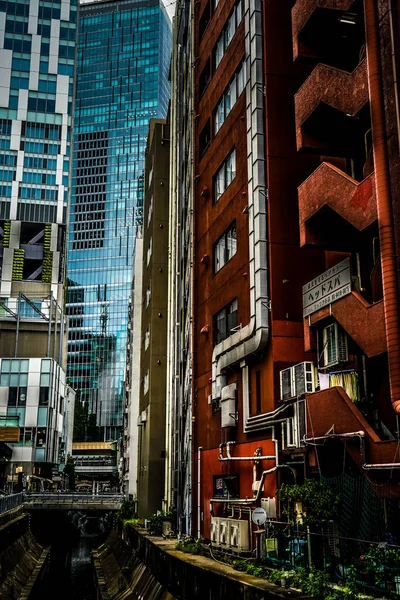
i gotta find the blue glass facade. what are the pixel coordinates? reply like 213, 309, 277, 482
67, 0, 171, 441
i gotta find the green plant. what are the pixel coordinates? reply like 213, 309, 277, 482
3, 220, 10, 248
276, 479, 340, 528
267, 568, 286, 585
176, 537, 202, 555
12, 249, 24, 281
147, 510, 172, 536
117, 499, 137, 522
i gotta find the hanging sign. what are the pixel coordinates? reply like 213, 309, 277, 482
302, 257, 351, 317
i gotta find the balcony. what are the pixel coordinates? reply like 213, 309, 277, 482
307, 291, 386, 358
298, 162, 376, 247
294, 59, 368, 153
306, 387, 400, 476
292, 0, 364, 70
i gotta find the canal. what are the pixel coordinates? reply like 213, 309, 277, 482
30, 512, 112, 600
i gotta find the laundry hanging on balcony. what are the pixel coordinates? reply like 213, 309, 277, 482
329, 371, 360, 403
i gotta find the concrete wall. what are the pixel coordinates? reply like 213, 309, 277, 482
137, 120, 170, 518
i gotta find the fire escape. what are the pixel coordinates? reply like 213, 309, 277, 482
288, 0, 400, 493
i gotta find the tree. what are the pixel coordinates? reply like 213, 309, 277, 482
64, 455, 76, 491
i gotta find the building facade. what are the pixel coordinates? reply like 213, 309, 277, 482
136, 119, 169, 518
191, 0, 400, 548
165, 0, 194, 534
66, 0, 171, 442
0, 0, 76, 488
123, 236, 142, 499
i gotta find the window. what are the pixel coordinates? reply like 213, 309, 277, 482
214, 149, 236, 202
8, 387, 27, 406
144, 370, 149, 395
39, 387, 49, 406
214, 299, 238, 344
199, 120, 211, 155
214, 61, 246, 134
214, 0, 243, 70
214, 222, 237, 272
199, 61, 211, 97
322, 323, 348, 367
199, 3, 210, 39
15, 427, 34, 446
36, 427, 47, 447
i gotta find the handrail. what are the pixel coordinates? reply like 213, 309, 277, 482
22, 492, 124, 504
0, 492, 24, 514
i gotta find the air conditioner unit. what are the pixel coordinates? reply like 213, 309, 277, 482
210, 517, 220, 545
323, 323, 348, 367
280, 367, 294, 401
261, 497, 277, 519
280, 362, 316, 401
229, 519, 250, 552
162, 521, 172, 537
219, 519, 230, 548
282, 401, 306, 449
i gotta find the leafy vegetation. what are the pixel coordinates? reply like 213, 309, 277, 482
175, 538, 202, 555
63, 455, 76, 491
276, 479, 340, 528
117, 499, 137, 522
147, 510, 173, 536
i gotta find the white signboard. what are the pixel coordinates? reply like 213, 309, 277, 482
252, 507, 267, 526
303, 257, 351, 318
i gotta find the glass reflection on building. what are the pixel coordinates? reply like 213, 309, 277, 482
66, 0, 171, 441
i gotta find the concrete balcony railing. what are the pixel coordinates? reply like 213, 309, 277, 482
298, 162, 376, 247
305, 290, 386, 358
306, 387, 400, 478
292, 0, 357, 60
294, 59, 368, 152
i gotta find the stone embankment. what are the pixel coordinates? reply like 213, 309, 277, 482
94, 524, 311, 600
0, 509, 49, 599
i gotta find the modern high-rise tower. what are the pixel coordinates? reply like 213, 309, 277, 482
0, 0, 76, 487
67, 0, 171, 441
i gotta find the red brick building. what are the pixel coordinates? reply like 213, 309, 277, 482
193, 0, 400, 547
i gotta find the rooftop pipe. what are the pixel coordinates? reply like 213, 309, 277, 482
364, 0, 400, 413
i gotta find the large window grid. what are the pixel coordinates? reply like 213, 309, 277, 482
214, 222, 237, 273
214, 61, 246, 134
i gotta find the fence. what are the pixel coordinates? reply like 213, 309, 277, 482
0, 492, 23, 514
259, 520, 400, 597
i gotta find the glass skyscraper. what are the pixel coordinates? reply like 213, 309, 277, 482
67, 0, 171, 441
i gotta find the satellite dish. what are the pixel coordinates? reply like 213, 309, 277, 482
252, 507, 267, 526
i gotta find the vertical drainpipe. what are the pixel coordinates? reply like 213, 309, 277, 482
197, 446, 202, 539
364, 0, 400, 412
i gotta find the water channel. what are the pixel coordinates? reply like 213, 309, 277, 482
30, 512, 112, 600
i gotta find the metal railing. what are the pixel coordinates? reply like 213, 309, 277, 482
0, 492, 24, 514
23, 492, 124, 505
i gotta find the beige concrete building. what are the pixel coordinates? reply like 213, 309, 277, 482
137, 120, 170, 518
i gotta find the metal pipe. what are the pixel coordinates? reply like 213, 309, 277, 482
210, 465, 293, 506
14, 292, 21, 358
53, 298, 58, 361
218, 441, 275, 462
388, 0, 400, 155
363, 462, 400, 469
47, 293, 52, 358
303, 431, 366, 464
58, 309, 64, 365
197, 446, 202, 539
365, 0, 400, 413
